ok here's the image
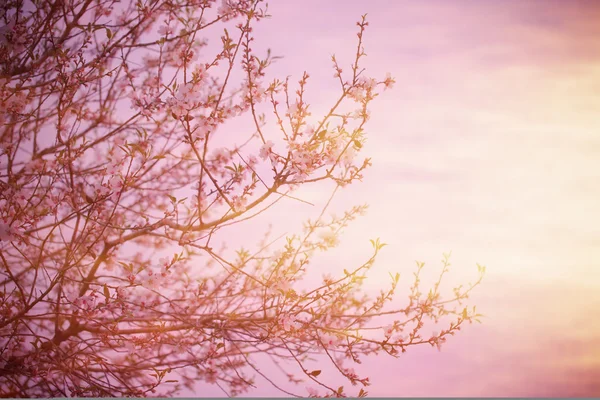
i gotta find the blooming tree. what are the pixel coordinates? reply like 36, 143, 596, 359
0, 0, 484, 397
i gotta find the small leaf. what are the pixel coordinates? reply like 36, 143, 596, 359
309, 370, 321, 377
103, 284, 110, 301
118, 261, 133, 272
105, 28, 112, 39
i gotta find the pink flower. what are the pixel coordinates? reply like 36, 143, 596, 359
250, 84, 265, 102
320, 332, 341, 348
286, 102, 299, 118
383, 72, 395, 90
74, 295, 97, 311
383, 325, 394, 337
347, 86, 365, 102
159, 257, 170, 268
24, 158, 45, 173
258, 140, 274, 160
212, 148, 231, 163
158, 25, 172, 36
217, 0, 234, 17
343, 367, 358, 380
143, 271, 161, 289
359, 76, 377, 91
304, 125, 315, 137
319, 230, 339, 248
116, 286, 127, 299
126, 273, 136, 284
230, 195, 247, 213
322, 273, 334, 285
191, 118, 211, 142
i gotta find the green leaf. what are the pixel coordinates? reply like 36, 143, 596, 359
118, 261, 133, 272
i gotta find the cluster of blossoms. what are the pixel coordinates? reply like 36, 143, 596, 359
129, 77, 163, 118
166, 80, 204, 119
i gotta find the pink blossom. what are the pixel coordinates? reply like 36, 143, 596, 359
319, 230, 339, 248
74, 295, 97, 311
320, 332, 341, 348
158, 25, 173, 36
359, 76, 377, 91
217, 0, 234, 17
286, 102, 299, 117
383, 72, 395, 89
143, 270, 161, 289
212, 148, 231, 163
383, 325, 394, 337
304, 125, 315, 136
116, 286, 127, 299
258, 140, 274, 160
347, 86, 365, 102
191, 118, 211, 142
24, 158, 45, 173
230, 195, 247, 213
159, 257, 170, 268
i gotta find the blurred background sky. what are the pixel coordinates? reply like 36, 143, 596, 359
193, 0, 600, 396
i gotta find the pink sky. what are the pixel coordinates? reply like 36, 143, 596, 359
183, 0, 600, 397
